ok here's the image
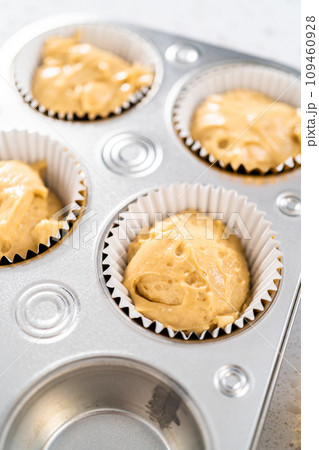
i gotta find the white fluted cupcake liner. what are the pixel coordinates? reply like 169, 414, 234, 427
173, 63, 301, 174
102, 183, 282, 340
0, 129, 87, 265
14, 23, 161, 120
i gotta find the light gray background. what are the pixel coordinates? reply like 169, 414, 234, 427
0, 0, 301, 448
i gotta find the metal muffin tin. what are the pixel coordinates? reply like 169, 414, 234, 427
0, 14, 300, 450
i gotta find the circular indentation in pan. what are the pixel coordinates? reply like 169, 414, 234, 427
172, 63, 301, 176
13, 22, 163, 121
15, 282, 79, 339
0, 357, 210, 450
101, 132, 162, 176
276, 191, 301, 216
214, 365, 249, 398
165, 43, 200, 64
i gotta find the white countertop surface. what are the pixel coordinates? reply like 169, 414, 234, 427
0, 0, 301, 448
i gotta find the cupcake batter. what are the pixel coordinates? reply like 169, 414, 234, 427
32, 33, 154, 119
123, 211, 250, 334
0, 160, 63, 261
190, 89, 301, 172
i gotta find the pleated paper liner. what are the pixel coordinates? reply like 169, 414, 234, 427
0, 129, 87, 265
173, 63, 301, 175
102, 183, 282, 340
13, 23, 161, 121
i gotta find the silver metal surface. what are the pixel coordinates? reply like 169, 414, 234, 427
0, 13, 301, 450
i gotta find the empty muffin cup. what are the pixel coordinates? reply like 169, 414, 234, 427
0, 357, 210, 449
0, 129, 86, 265
102, 183, 282, 340
173, 63, 301, 175
14, 23, 161, 120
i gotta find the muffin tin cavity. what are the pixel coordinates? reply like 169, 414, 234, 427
0, 357, 209, 450
173, 63, 301, 175
0, 130, 87, 265
102, 183, 282, 340
13, 23, 163, 120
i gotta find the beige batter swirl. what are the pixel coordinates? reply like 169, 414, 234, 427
0, 160, 63, 261
190, 89, 301, 172
123, 211, 250, 334
32, 33, 154, 119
